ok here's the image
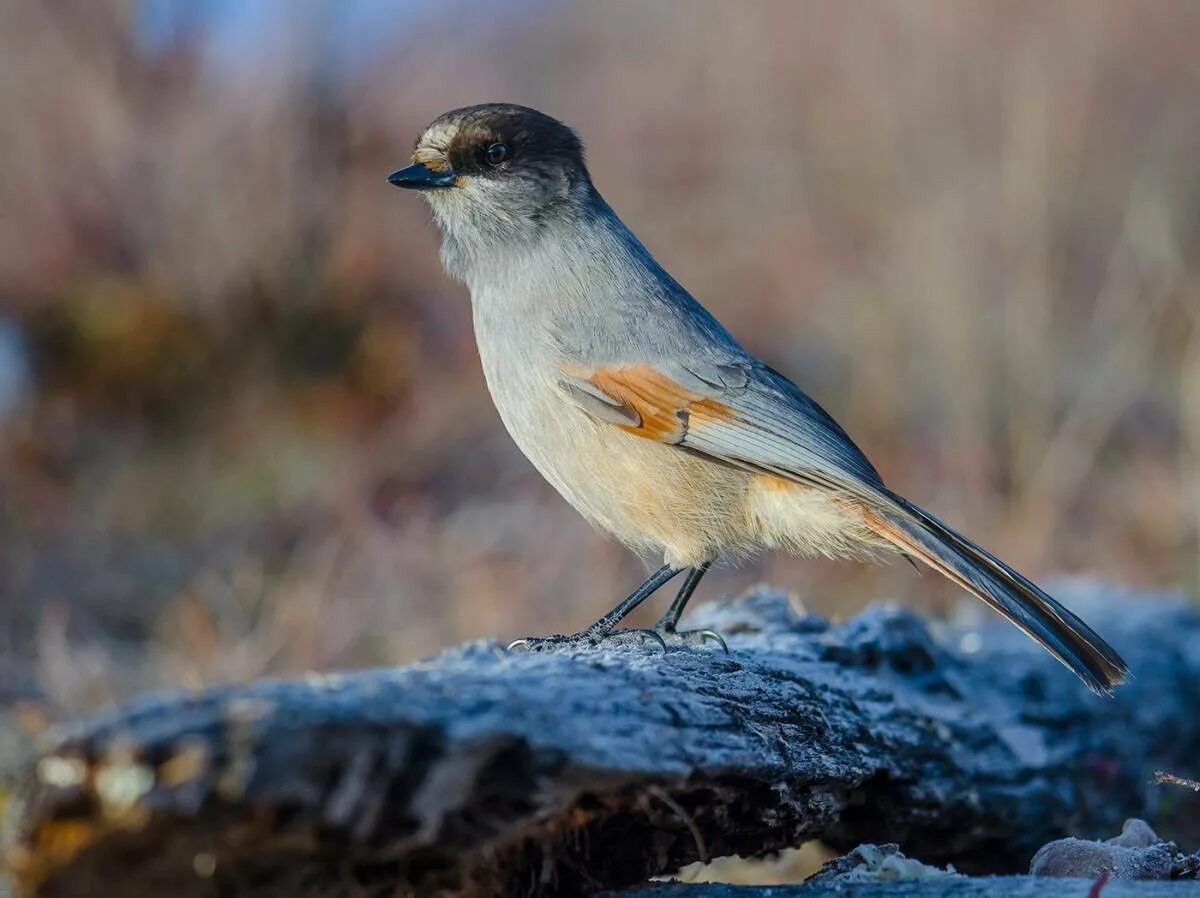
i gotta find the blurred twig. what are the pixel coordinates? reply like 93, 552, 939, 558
1153, 771, 1200, 792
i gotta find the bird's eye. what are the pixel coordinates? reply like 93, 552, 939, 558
485, 142, 508, 166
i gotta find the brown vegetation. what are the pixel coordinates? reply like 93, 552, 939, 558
1, 1, 1198, 714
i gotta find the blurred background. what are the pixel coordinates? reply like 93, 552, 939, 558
1, 0, 1199, 716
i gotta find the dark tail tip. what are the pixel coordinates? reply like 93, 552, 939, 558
876, 494, 1131, 696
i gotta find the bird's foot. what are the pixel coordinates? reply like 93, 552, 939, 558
654, 625, 729, 653
507, 627, 667, 653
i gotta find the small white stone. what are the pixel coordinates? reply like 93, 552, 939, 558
36, 756, 88, 788
95, 762, 155, 811
193, 852, 217, 878
959, 632, 983, 654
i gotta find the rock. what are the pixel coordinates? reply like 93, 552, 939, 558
1030, 819, 1199, 881
806, 844, 961, 884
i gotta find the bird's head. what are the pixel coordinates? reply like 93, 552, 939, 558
389, 104, 592, 259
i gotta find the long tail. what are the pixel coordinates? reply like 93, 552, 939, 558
863, 491, 1129, 695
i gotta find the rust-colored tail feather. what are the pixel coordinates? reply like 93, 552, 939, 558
865, 493, 1129, 695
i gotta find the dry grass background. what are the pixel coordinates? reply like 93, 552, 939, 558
0, 0, 1198, 715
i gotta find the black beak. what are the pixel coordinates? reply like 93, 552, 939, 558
387, 163, 456, 190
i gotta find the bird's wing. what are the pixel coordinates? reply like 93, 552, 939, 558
559, 359, 1130, 695
556, 359, 887, 497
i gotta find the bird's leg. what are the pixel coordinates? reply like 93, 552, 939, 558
653, 562, 727, 651
583, 563, 682, 640
508, 564, 683, 653
654, 562, 710, 632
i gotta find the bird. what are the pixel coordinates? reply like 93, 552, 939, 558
387, 103, 1129, 695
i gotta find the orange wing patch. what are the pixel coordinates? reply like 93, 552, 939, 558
583, 364, 735, 443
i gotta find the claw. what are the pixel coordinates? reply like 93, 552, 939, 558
634, 628, 668, 652
699, 629, 729, 653
653, 626, 730, 652
506, 638, 533, 653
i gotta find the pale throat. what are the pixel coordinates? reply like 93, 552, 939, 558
432, 196, 601, 300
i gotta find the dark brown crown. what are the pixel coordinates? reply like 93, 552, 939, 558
420, 104, 588, 181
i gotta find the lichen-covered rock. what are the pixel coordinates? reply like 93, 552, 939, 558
806, 844, 961, 884
1030, 819, 1199, 880
7, 585, 1200, 898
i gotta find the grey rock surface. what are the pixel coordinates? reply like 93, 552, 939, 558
804, 843, 961, 883
603, 880, 1200, 897
1031, 819, 1200, 881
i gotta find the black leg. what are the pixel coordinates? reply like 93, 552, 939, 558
654, 562, 711, 632
507, 564, 683, 652
653, 561, 727, 651
582, 563, 682, 641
